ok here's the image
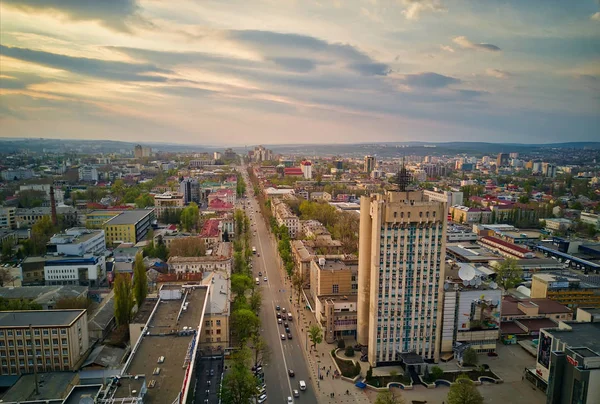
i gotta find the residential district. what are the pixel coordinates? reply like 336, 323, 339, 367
0, 142, 599, 404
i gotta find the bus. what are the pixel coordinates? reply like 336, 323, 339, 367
255, 277, 260, 285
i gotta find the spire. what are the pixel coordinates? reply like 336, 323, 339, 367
395, 157, 412, 192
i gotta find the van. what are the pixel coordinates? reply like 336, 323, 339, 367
299, 380, 306, 391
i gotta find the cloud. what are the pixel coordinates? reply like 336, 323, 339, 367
400, 72, 461, 88
1, 0, 142, 32
268, 57, 317, 73
400, 0, 447, 20
456, 89, 488, 99
348, 62, 392, 76
0, 45, 171, 82
485, 68, 511, 79
592, 12, 600, 21
453, 36, 501, 52
440, 45, 455, 53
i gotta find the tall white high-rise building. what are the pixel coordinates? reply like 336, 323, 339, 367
358, 187, 447, 366
300, 160, 312, 179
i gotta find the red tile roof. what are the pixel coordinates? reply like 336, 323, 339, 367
516, 318, 558, 332
200, 218, 220, 238
284, 167, 303, 176
208, 198, 234, 210
481, 236, 532, 254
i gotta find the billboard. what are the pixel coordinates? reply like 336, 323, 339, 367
537, 332, 552, 369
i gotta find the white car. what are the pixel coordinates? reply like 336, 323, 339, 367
258, 394, 267, 403
287, 397, 293, 404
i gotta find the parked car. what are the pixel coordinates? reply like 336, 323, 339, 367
487, 352, 498, 357
258, 394, 267, 403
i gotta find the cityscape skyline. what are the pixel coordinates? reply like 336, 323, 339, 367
1, 0, 599, 145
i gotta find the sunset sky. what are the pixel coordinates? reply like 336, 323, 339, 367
1, 0, 599, 146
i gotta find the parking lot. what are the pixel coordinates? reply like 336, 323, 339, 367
194, 356, 224, 404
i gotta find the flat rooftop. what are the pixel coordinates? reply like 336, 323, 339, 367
1, 372, 78, 402
121, 286, 208, 404
0, 309, 85, 327
105, 209, 154, 225
547, 322, 600, 353
316, 259, 353, 271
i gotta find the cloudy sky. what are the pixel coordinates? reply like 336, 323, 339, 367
1, 0, 599, 146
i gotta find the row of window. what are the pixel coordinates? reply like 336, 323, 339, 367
1, 347, 69, 357
0, 329, 66, 337
1, 362, 70, 375
0, 338, 68, 347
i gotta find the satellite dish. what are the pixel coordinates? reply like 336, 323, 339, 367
444, 283, 450, 291
462, 280, 469, 287
489, 282, 498, 290
474, 284, 479, 289
475, 277, 482, 286
458, 265, 476, 281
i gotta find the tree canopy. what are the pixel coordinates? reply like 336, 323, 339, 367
308, 324, 323, 349
447, 374, 484, 404
114, 274, 135, 326
494, 258, 523, 290
168, 237, 206, 257
133, 253, 148, 306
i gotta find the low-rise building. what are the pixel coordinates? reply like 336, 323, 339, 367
199, 218, 221, 247
316, 295, 357, 343
0, 229, 18, 247
531, 273, 600, 309
309, 257, 357, 306
0, 207, 16, 229
168, 244, 232, 274
0, 285, 88, 310
424, 189, 464, 208
103, 209, 155, 245
202, 272, 230, 351
78, 166, 98, 182
450, 205, 492, 224
545, 218, 573, 232
580, 212, 600, 230
478, 236, 536, 259
272, 198, 299, 239
20, 256, 46, 286
310, 191, 332, 201
47, 228, 106, 256
0, 309, 89, 375
531, 321, 600, 403
16, 206, 77, 229
44, 255, 106, 287
153, 192, 185, 217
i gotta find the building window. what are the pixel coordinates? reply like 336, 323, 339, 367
61, 339, 67, 345
332, 284, 339, 294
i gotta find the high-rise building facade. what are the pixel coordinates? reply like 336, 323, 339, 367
358, 190, 447, 366
180, 177, 199, 204
496, 153, 509, 168
364, 155, 376, 173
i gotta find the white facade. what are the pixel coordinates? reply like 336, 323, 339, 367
301, 161, 312, 179
168, 257, 232, 273
78, 166, 98, 182
44, 255, 106, 286
424, 190, 464, 208
50, 228, 106, 256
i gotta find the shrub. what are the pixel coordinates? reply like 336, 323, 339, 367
431, 366, 444, 382
344, 346, 355, 357
462, 348, 478, 366
338, 339, 346, 349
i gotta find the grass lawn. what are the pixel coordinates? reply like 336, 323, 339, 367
365, 374, 412, 387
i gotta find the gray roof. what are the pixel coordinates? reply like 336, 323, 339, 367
88, 295, 115, 331
0, 309, 85, 327
0, 285, 87, 306
105, 209, 154, 225
205, 272, 229, 315
1, 372, 78, 402
81, 344, 126, 368
547, 322, 600, 353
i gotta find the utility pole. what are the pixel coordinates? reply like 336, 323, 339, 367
29, 324, 39, 395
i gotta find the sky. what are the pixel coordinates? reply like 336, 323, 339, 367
0, 0, 599, 146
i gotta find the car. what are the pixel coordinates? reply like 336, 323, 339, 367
283, 322, 289, 327
257, 253, 260, 257
276, 313, 281, 318
293, 389, 299, 397
258, 387, 266, 395
281, 334, 286, 340
276, 305, 280, 311
210, 369, 214, 376
299, 380, 306, 391
258, 271, 262, 276
285, 327, 290, 333
263, 277, 267, 282
258, 394, 268, 403
487, 352, 498, 357
288, 369, 295, 377
278, 318, 282, 324
282, 307, 286, 313
287, 396, 293, 404
287, 333, 292, 340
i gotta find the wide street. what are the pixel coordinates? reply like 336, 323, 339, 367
241, 169, 318, 404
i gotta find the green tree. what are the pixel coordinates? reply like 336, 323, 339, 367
462, 347, 478, 366
111, 179, 126, 202
0, 269, 14, 287
231, 273, 253, 297
114, 273, 135, 325
221, 348, 258, 404
231, 308, 260, 346
180, 202, 199, 231
0, 297, 42, 311
135, 193, 154, 208
133, 254, 148, 307
1, 240, 13, 260
447, 374, 483, 404
494, 258, 523, 290
249, 333, 270, 368
344, 346, 355, 357
17, 190, 46, 208
249, 288, 262, 315
431, 366, 444, 382
308, 324, 323, 350
54, 296, 93, 309
30, 216, 56, 255
375, 390, 405, 404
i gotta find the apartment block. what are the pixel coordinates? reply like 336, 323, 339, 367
358, 189, 447, 366
0, 309, 89, 375
103, 209, 155, 245
531, 273, 600, 309
0, 207, 16, 229
271, 198, 299, 239
47, 227, 106, 256
153, 192, 185, 217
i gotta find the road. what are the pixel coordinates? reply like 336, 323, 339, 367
241, 168, 318, 404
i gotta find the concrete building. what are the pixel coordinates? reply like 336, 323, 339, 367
190, 159, 216, 168
316, 296, 358, 344
531, 273, 600, 309
44, 255, 106, 287
20, 184, 65, 207
542, 162, 557, 178
180, 177, 200, 204
0, 285, 87, 310
580, 212, 600, 230
450, 205, 492, 224
16, 206, 77, 229
424, 189, 464, 209
1, 168, 34, 181
111, 284, 208, 403
478, 236, 536, 259
271, 198, 300, 239
78, 166, 98, 182
48, 228, 106, 256
364, 155, 376, 173
168, 253, 232, 274
103, 209, 155, 245
0, 229, 18, 249
358, 189, 447, 366
0, 309, 89, 375
496, 153, 509, 168
310, 191, 332, 201
545, 218, 574, 233
202, 272, 230, 351
532, 321, 600, 403
0, 207, 16, 229
153, 192, 185, 217
134, 144, 152, 158
301, 160, 313, 179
